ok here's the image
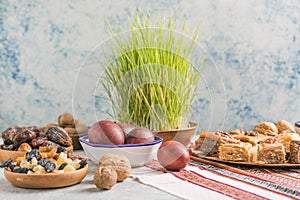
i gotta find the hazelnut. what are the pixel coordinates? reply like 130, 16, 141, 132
98, 154, 131, 182
58, 113, 75, 128
17, 143, 32, 152
94, 166, 117, 190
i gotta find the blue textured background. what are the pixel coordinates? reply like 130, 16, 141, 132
0, 0, 299, 133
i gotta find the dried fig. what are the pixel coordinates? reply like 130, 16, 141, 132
94, 166, 117, 190
98, 154, 131, 182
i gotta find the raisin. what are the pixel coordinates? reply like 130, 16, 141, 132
44, 161, 56, 173
8, 163, 16, 171
57, 146, 66, 153
13, 167, 30, 174
37, 158, 48, 167
79, 159, 88, 169
0, 158, 13, 168
26, 149, 40, 161
1, 144, 15, 150
58, 162, 68, 170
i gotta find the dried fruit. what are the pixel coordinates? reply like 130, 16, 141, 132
1, 126, 20, 145
58, 162, 68, 170
13, 167, 30, 174
46, 127, 72, 147
44, 161, 56, 173
94, 166, 117, 190
26, 149, 40, 161
18, 143, 32, 152
98, 154, 131, 182
13, 127, 39, 148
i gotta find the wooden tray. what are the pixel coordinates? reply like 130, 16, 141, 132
191, 149, 300, 168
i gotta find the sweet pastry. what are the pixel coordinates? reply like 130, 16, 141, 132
218, 142, 257, 162
233, 132, 275, 146
229, 128, 244, 135
194, 131, 239, 156
275, 120, 296, 134
276, 132, 300, 153
257, 143, 286, 164
253, 122, 278, 136
290, 140, 300, 163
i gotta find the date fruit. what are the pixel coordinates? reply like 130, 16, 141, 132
88, 120, 125, 145
46, 127, 72, 147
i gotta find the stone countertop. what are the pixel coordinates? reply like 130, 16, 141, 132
0, 151, 181, 200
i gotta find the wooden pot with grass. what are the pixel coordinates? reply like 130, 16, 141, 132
101, 13, 201, 146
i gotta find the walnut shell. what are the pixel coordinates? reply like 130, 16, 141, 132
94, 166, 117, 190
275, 120, 295, 134
58, 113, 75, 128
253, 122, 278, 136
98, 154, 131, 182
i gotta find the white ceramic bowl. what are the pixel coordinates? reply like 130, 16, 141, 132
79, 135, 162, 167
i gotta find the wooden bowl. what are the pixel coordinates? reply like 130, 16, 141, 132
153, 122, 198, 146
4, 165, 88, 188
0, 145, 73, 162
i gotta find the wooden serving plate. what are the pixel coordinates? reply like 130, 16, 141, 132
4, 165, 88, 188
0, 145, 73, 162
191, 148, 300, 168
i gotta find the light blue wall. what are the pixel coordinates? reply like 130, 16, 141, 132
1, 0, 299, 132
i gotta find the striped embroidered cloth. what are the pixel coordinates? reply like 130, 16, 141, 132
131, 157, 300, 200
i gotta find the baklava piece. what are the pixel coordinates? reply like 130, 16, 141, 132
275, 120, 296, 134
276, 132, 300, 153
257, 143, 286, 164
290, 140, 300, 164
233, 132, 275, 146
218, 142, 257, 162
229, 128, 244, 135
193, 130, 239, 156
253, 122, 278, 136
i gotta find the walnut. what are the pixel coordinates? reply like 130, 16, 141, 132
94, 166, 117, 190
58, 113, 75, 128
98, 154, 131, 182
